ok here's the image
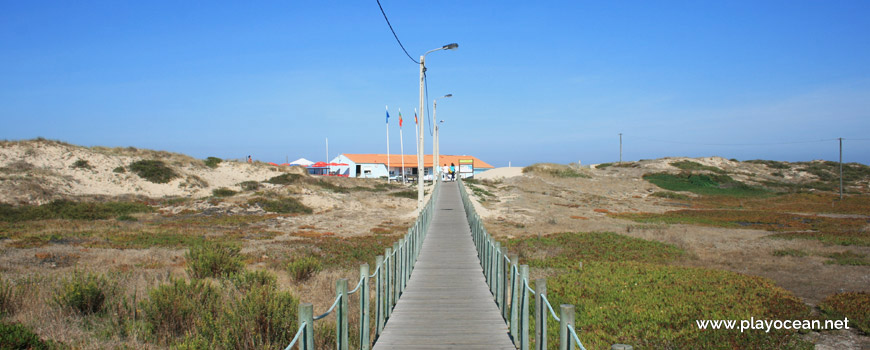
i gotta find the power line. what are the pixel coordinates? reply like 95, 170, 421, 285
424, 72, 433, 136
634, 137, 840, 146
375, 0, 419, 64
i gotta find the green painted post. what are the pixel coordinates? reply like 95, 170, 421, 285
510, 254, 520, 341
535, 278, 547, 350
375, 255, 385, 336
360, 264, 370, 350
336, 279, 349, 350
559, 304, 575, 350
392, 242, 400, 305
384, 247, 392, 318
520, 265, 530, 350
298, 303, 314, 350
398, 238, 406, 296
500, 247, 509, 321
491, 241, 500, 297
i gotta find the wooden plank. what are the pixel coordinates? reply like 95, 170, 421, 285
372, 182, 515, 350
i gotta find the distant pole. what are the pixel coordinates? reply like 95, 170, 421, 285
400, 109, 405, 183
386, 106, 390, 183
619, 133, 623, 163
326, 137, 329, 175
839, 137, 843, 200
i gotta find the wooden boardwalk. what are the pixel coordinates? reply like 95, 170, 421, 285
373, 181, 516, 350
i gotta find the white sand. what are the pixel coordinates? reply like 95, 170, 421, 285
474, 167, 524, 180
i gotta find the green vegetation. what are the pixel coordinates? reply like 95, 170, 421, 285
669, 160, 726, 174
212, 187, 237, 197
617, 209, 870, 246
824, 251, 869, 266
643, 172, 770, 197
265, 173, 303, 185
112, 166, 125, 173
71, 159, 92, 170
287, 256, 322, 281
0, 322, 58, 350
389, 190, 417, 199
129, 160, 178, 184
248, 197, 312, 214
819, 292, 870, 333
523, 163, 590, 178
54, 271, 111, 315
0, 278, 16, 315
0, 200, 153, 222
505, 232, 685, 267
142, 276, 299, 348
506, 232, 811, 349
204, 157, 222, 168
772, 249, 808, 257
185, 242, 244, 279
239, 180, 260, 191
746, 159, 791, 169
650, 191, 690, 200
232, 270, 278, 292
116, 214, 137, 222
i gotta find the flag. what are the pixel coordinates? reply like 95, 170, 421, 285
385, 107, 390, 124
414, 109, 418, 124
399, 110, 403, 128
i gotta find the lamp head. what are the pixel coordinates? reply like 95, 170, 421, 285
442, 43, 459, 50
443, 94, 453, 98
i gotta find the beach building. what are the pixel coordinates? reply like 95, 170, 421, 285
325, 154, 494, 180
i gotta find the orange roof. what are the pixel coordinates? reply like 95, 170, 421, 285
342, 154, 494, 169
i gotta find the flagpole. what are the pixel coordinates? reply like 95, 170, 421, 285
386, 106, 390, 183
399, 109, 405, 183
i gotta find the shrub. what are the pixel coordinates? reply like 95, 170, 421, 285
819, 292, 870, 333
239, 181, 260, 191
116, 214, 138, 222
650, 191, 690, 200
643, 172, 769, 197
54, 271, 110, 315
212, 187, 237, 197
129, 160, 178, 184
287, 256, 321, 281
522, 163, 589, 178
71, 159, 92, 170
772, 249, 808, 257
265, 174, 303, 185
186, 242, 244, 279
825, 251, 869, 266
0, 322, 54, 350
669, 160, 726, 174
211, 285, 299, 348
248, 197, 312, 214
0, 278, 16, 315
231, 270, 277, 292
112, 166, 126, 173
204, 157, 222, 168
389, 190, 417, 199
142, 279, 221, 341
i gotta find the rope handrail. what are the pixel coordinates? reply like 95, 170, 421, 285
348, 277, 364, 295
541, 294, 560, 322
314, 294, 342, 321
569, 325, 588, 350
523, 278, 535, 295
282, 322, 307, 350
368, 264, 380, 278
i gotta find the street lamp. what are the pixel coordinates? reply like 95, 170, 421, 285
418, 43, 458, 208
433, 94, 452, 182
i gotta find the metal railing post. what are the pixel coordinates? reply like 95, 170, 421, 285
491, 241, 500, 297
535, 278, 547, 350
559, 304, 575, 350
298, 303, 314, 350
360, 264, 371, 350
375, 255, 385, 337
392, 242, 400, 306
398, 238, 405, 297
510, 255, 520, 341
520, 265, 530, 350
336, 279, 349, 350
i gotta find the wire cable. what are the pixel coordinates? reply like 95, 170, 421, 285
633, 137, 840, 147
424, 72, 433, 136
375, 0, 419, 64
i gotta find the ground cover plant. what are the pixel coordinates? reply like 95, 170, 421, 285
0, 200, 153, 222
212, 187, 237, 197
818, 292, 870, 333
129, 159, 178, 184
523, 163, 590, 178
669, 160, 726, 174
248, 196, 312, 214
505, 232, 813, 349
643, 172, 770, 197
615, 209, 870, 246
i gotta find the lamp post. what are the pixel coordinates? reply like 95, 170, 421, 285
418, 43, 458, 208
433, 94, 452, 182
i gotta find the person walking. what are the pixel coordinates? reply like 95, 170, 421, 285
449, 163, 456, 181
442, 164, 449, 181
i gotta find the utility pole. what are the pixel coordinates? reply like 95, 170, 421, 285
839, 137, 843, 200
619, 133, 623, 163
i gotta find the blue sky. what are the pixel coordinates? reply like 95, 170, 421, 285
2, 1, 869, 166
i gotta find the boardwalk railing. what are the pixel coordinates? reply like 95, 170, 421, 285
458, 178, 588, 350
284, 182, 441, 350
